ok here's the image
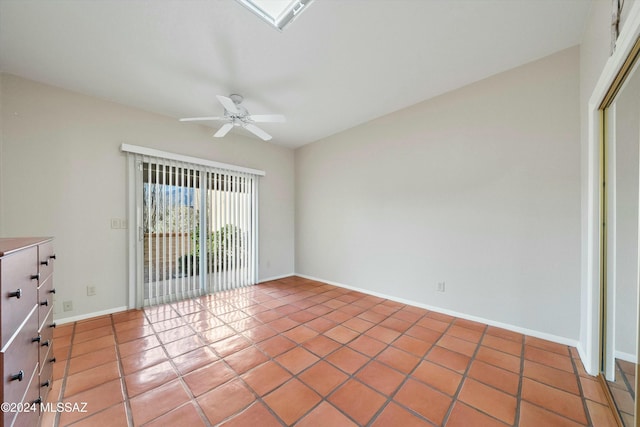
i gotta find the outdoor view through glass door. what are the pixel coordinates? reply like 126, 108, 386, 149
143, 162, 202, 303
126, 148, 260, 307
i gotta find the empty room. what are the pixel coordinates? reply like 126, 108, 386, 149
0, 0, 639, 426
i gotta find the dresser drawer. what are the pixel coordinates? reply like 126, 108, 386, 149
37, 277, 55, 329
39, 346, 54, 407
39, 308, 54, 371
37, 242, 55, 284
0, 247, 38, 348
39, 345, 54, 387
38, 309, 55, 414
11, 364, 40, 427
1, 307, 39, 408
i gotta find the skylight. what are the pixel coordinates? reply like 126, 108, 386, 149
235, 0, 314, 31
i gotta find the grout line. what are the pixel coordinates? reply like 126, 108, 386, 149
328, 303, 424, 426
445, 324, 476, 418
109, 314, 135, 427
52, 323, 75, 427
369, 313, 453, 426
513, 330, 527, 426
208, 306, 288, 426
55, 318, 125, 426
231, 289, 404, 425
175, 290, 287, 426
154, 298, 223, 427
571, 346, 594, 426
615, 358, 636, 400
439, 323, 500, 426
264, 292, 378, 425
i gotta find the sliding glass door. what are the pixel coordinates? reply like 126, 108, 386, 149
143, 162, 202, 304
125, 146, 260, 308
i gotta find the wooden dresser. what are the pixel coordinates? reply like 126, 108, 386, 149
0, 238, 56, 427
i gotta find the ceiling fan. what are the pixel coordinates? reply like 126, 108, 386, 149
179, 94, 285, 141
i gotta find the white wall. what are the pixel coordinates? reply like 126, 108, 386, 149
296, 47, 581, 341
0, 74, 295, 320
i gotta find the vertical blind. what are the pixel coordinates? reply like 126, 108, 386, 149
123, 145, 262, 308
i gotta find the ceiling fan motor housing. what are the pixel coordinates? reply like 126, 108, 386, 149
229, 94, 244, 104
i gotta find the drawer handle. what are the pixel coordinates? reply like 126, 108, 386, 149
41, 380, 50, 388
49, 288, 56, 294
31, 273, 40, 281
49, 255, 56, 260
41, 260, 50, 266
32, 397, 42, 405
42, 339, 51, 347
10, 370, 24, 382
8, 289, 22, 299
32, 335, 41, 343
40, 300, 48, 307
50, 322, 57, 328
49, 357, 56, 364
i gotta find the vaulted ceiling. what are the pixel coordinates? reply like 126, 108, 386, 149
0, 0, 592, 148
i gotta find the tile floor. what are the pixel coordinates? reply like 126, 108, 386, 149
608, 359, 636, 426
42, 276, 622, 426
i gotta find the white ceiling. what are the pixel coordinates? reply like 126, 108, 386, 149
0, 0, 592, 148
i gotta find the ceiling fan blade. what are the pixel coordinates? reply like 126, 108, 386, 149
216, 95, 239, 114
248, 114, 286, 123
244, 124, 272, 141
179, 116, 225, 122
214, 123, 234, 138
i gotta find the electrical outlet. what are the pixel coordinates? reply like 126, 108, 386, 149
111, 218, 127, 229
87, 286, 96, 296
63, 300, 73, 312
436, 282, 446, 292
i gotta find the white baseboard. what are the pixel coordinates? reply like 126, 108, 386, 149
295, 274, 581, 349
259, 273, 296, 283
615, 350, 638, 364
54, 306, 129, 325
575, 343, 592, 373
53, 275, 297, 325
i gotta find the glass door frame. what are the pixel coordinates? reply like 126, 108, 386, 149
585, 4, 640, 426
593, 31, 640, 427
